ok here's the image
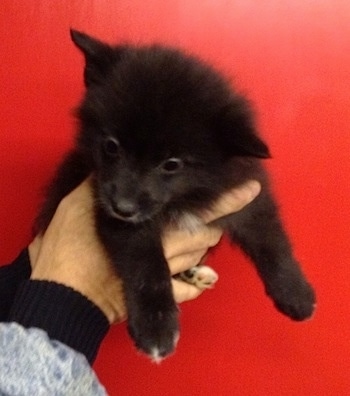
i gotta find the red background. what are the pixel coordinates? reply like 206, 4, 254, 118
1, 1, 350, 395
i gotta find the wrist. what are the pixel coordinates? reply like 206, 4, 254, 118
30, 267, 127, 324
7, 280, 110, 364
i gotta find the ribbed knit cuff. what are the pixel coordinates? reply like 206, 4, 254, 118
0, 249, 31, 321
8, 280, 110, 364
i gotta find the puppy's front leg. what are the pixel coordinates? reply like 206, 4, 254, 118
224, 190, 316, 321
97, 218, 179, 362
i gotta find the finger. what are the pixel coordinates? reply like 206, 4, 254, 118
168, 249, 208, 275
28, 235, 43, 269
200, 180, 261, 224
64, 177, 94, 210
163, 226, 223, 259
171, 278, 203, 303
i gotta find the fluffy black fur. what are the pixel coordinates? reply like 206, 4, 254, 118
35, 30, 316, 361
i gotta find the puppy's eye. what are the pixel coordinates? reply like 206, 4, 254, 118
160, 158, 184, 174
103, 138, 120, 157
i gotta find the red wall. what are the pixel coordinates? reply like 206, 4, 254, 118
1, 1, 350, 394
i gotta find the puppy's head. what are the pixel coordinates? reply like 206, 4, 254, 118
71, 30, 270, 223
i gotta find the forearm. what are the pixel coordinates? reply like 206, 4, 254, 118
1, 246, 110, 362
8, 279, 110, 364
0, 274, 110, 394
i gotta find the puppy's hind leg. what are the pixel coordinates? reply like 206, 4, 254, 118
176, 265, 219, 290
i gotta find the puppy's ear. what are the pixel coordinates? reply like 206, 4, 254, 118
218, 98, 271, 159
70, 29, 124, 87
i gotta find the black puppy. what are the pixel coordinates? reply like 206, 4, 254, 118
35, 30, 316, 362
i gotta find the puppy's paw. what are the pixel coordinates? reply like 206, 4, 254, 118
178, 265, 219, 289
268, 277, 316, 321
128, 306, 180, 363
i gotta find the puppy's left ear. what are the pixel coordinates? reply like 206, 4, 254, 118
218, 99, 271, 159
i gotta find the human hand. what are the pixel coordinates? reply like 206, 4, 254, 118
29, 179, 260, 324
163, 180, 261, 302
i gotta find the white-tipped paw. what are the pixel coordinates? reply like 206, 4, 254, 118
128, 305, 179, 362
178, 265, 219, 289
150, 331, 180, 364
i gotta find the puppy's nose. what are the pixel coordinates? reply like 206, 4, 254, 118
114, 199, 138, 218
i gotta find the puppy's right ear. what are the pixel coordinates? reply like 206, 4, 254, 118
70, 29, 124, 86
217, 98, 271, 159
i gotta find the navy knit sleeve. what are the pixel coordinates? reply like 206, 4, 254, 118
0, 249, 31, 320
8, 280, 110, 364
